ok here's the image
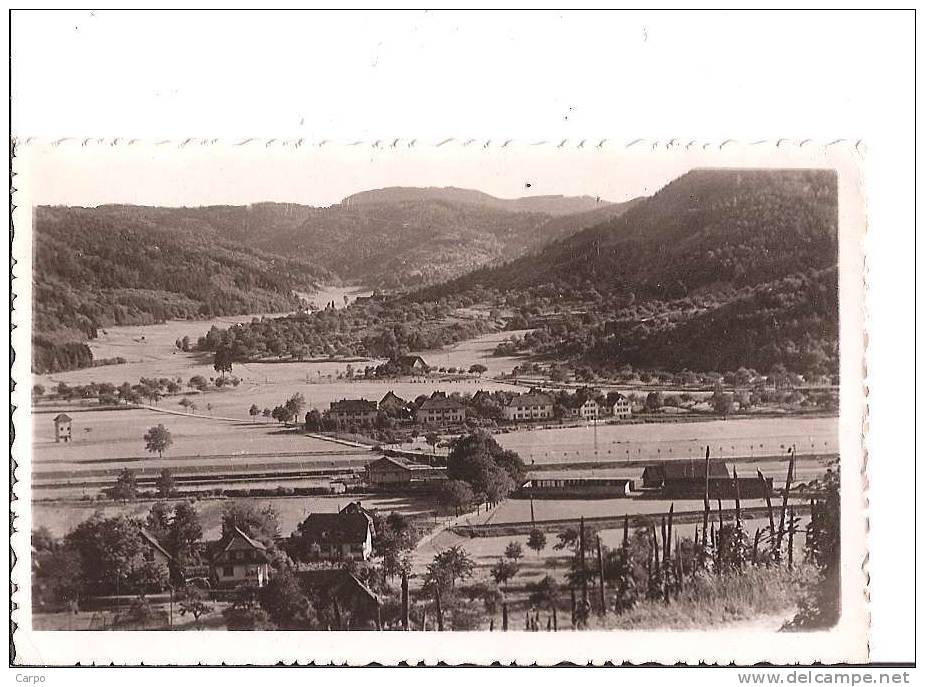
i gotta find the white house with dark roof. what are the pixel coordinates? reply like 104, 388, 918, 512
212, 526, 270, 588
502, 392, 554, 421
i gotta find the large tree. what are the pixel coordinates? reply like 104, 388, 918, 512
221, 501, 280, 545
110, 468, 138, 503
66, 513, 146, 596
446, 431, 525, 503
213, 346, 233, 379
144, 424, 173, 459
156, 468, 176, 498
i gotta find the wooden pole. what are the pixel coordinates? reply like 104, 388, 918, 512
579, 517, 588, 606
552, 604, 558, 631
702, 446, 711, 551
751, 527, 761, 565
661, 515, 668, 563
596, 535, 606, 615
666, 504, 674, 562
622, 514, 629, 548
421, 607, 427, 631
570, 588, 576, 628
757, 468, 776, 546
787, 507, 796, 571
776, 451, 795, 554
733, 466, 742, 524
502, 601, 508, 631
435, 588, 444, 631
401, 570, 410, 631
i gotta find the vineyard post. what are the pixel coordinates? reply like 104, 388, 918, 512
776, 450, 795, 553
787, 506, 796, 571
702, 445, 711, 552
596, 534, 606, 615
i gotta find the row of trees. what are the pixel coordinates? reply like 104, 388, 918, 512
36, 374, 240, 407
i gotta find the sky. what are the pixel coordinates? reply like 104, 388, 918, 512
19, 141, 704, 207
18, 141, 842, 209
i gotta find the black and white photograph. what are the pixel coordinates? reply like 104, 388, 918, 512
8, 9, 914, 673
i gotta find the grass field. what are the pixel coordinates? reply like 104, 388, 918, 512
495, 416, 838, 465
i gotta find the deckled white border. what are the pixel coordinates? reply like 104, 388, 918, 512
10, 140, 868, 665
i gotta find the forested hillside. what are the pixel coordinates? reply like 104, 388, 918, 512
32, 190, 632, 372
32, 206, 332, 373
416, 169, 840, 377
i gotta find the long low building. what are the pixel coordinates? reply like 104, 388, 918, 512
365, 455, 447, 490
658, 476, 773, 499
519, 476, 634, 499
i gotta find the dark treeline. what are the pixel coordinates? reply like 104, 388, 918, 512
196, 292, 496, 362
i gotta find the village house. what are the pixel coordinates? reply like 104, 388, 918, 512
325, 399, 379, 427
471, 389, 491, 404
378, 391, 412, 419
295, 568, 382, 630
502, 391, 554, 421
520, 476, 634, 499
211, 526, 271, 588
579, 398, 600, 420
295, 502, 375, 561
138, 528, 172, 575
365, 454, 448, 490
379, 355, 429, 376
416, 396, 466, 425
609, 394, 632, 419
53, 413, 72, 443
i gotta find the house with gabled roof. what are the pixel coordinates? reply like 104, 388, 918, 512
326, 398, 379, 427
295, 568, 382, 630
378, 391, 412, 419
502, 391, 554, 421
137, 528, 173, 585
53, 413, 72, 443
416, 396, 466, 425
293, 502, 375, 561
212, 526, 270, 588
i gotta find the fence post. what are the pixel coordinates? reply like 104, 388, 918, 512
702, 446, 711, 553
401, 570, 409, 631
787, 506, 796, 571
596, 535, 606, 615
435, 588, 444, 631
776, 452, 795, 554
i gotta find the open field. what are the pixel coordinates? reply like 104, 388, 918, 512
495, 416, 838, 465
33, 408, 367, 467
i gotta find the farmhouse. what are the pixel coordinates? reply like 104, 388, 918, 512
417, 396, 466, 425
502, 392, 554, 421
609, 394, 632, 419
385, 355, 429, 375
138, 528, 172, 573
295, 568, 382, 630
212, 526, 270, 588
296, 502, 375, 561
326, 399, 379, 427
520, 476, 634, 499
641, 460, 731, 489
53, 413, 72, 443
366, 455, 447, 490
378, 391, 411, 419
